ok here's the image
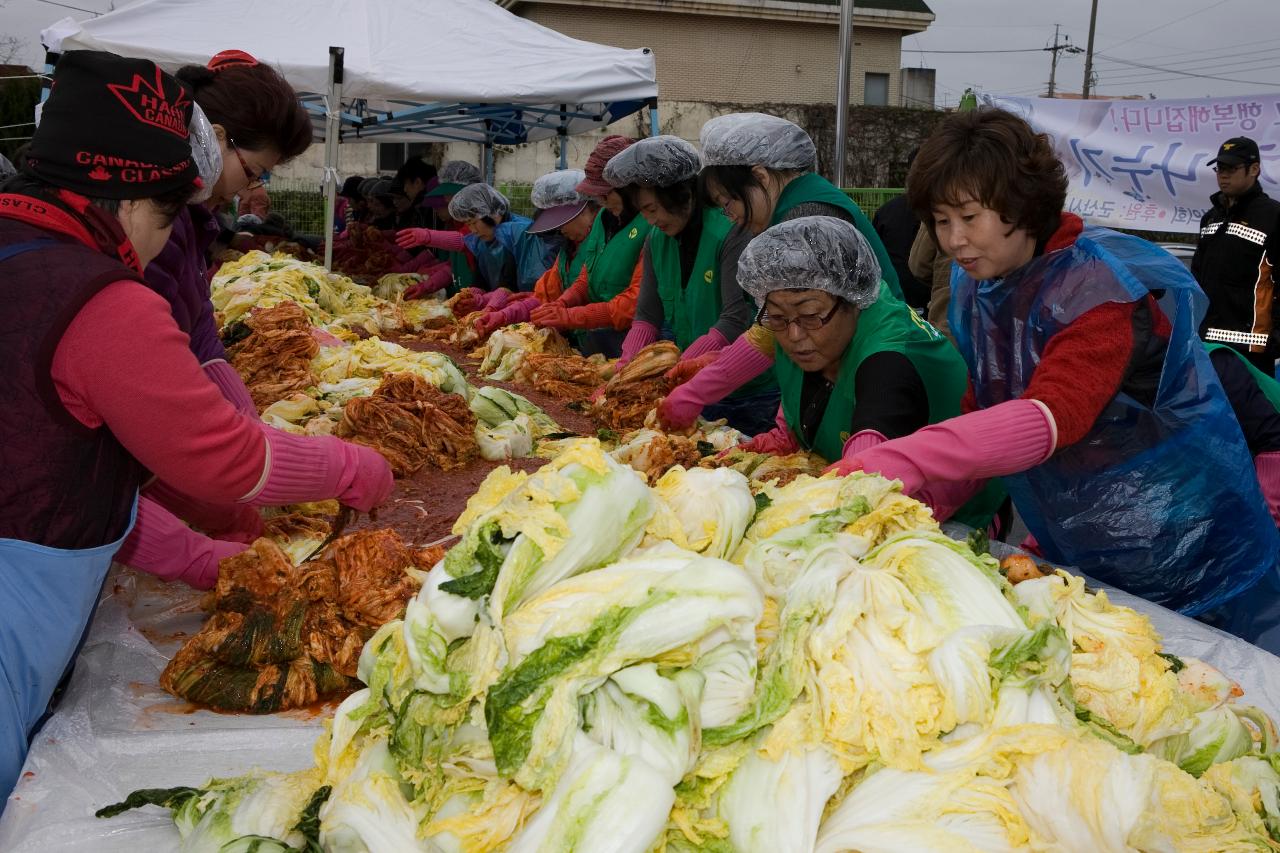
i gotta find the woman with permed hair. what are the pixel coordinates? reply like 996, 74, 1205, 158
830, 107, 1280, 649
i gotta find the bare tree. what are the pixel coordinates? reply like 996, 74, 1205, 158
0, 35, 23, 65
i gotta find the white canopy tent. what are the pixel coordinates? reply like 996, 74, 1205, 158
42, 0, 658, 265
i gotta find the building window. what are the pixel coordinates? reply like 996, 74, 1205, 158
377, 142, 432, 172
864, 72, 889, 107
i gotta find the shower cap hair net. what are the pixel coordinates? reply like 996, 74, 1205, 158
438, 160, 483, 186
530, 169, 587, 210
187, 103, 223, 204
602, 135, 702, 189
448, 183, 510, 221
737, 216, 882, 309
699, 112, 816, 171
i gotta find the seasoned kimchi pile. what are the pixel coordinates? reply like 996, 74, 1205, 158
338, 372, 478, 475
160, 529, 429, 713
513, 352, 611, 401
589, 341, 679, 430
228, 301, 319, 412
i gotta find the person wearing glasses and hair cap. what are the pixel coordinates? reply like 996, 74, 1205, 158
735, 217, 1003, 528
604, 135, 778, 435
655, 112, 899, 432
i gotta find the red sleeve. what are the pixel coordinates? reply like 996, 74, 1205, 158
605, 260, 644, 330
961, 381, 976, 415
51, 281, 268, 504
1022, 300, 1139, 447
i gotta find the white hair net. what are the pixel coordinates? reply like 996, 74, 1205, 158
531, 169, 587, 209
737, 216, 882, 309
438, 160, 483, 186
699, 112, 816, 171
602, 135, 701, 188
187, 103, 222, 204
448, 183, 509, 221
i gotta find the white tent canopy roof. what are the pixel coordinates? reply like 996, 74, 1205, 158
42, 0, 658, 144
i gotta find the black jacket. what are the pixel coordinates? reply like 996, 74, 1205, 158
1192, 182, 1280, 356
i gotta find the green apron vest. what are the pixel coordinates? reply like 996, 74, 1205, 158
770, 172, 902, 300
776, 283, 1004, 527
446, 250, 474, 295
1207, 343, 1280, 411
584, 211, 652, 304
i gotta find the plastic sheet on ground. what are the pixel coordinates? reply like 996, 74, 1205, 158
4, 530, 1280, 850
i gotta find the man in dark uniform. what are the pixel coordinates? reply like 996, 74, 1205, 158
1193, 136, 1280, 373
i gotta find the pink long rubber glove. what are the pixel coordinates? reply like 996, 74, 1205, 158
657, 336, 774, 431
476, 299, 537, 338
144, 479, 263, 544
1257, 451, 1280, 527
244, 426, 394, 512
114, 496, 247, 590
477, 288, 514, 312
403, 265, 453, 299
617, 320, 660, 368
682, 327, 729, 361
838, 429, 984, 523
395, 227, 467, 252
735, 405, 800, 455
203, 359, 256, 415
825, 398, 1057, 492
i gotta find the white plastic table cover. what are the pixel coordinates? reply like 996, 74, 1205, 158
3, 537, 1280, 851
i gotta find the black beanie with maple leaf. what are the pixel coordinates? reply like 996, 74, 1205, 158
26, 50, 199, 199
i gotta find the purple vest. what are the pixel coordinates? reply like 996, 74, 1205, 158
146, 204, 226, 364
0, 217, 147, 549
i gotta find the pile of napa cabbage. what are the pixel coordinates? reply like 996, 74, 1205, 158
100, 440, 1280, 853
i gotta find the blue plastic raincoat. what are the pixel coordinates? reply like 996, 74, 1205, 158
462, 214, 554, 292
950, 224, 1279, 616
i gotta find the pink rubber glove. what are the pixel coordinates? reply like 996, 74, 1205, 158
824, 398, 1056, 491
144, 479, 263, 544
311, 327, 346, 347
682, 327, 729, 361
657, 336, 775, 431
396, 228, 467, 252
477, 288, 513, 312
618, 320, 660, 367
203, 359, 256, 415
530, 301, 573, 330
481, 299, 539, 334
114, 497, 247, 590
837, 429, 983, 522
244, 426, 394, 512
564, 301, 613, 330
452, 287, 487, 315
404, 264, 453, 299
735, 406, 800, 456
1257, 451, 1280, 527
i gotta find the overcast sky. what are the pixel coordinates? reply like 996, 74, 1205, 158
2, 0, 1278, 106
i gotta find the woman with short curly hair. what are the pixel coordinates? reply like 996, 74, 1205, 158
831, 108, 1280, 648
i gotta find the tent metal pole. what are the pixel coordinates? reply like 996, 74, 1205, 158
322, 45, 344, 271
834, 0, 854, 187
648, 98, 659, 137
557, 104, 568, 169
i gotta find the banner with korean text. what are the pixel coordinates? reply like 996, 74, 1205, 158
979, 92, 1280, 234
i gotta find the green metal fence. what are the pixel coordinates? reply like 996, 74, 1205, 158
841, 187, 905, 217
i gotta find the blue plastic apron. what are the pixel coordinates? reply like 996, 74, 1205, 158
0, 499, 137, 800
462, 215, 553, 293
950, 225, 1279, 616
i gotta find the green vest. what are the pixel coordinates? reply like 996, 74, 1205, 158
649, 207, 734, 350
1206, 343, 1280, 410
447, 250, 474, 294
555, 240, 588, 292
770, 172, 902, 300
584, 211, 652, 304
775, 283, 1004, 528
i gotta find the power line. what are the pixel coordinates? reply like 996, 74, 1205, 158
906, 46, 1050, 55
1096, 46, 1277, 74
1099, 0, 1230, 55
1100, 55, 1280, 83
1094, 52, 1280, 86
1094, 39, 1278, 68
24, 0, 101, 15
1102, 62, 1280, 88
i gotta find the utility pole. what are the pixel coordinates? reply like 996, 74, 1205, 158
1082, 0, 1099, 99
1044, 24, 1083, 97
